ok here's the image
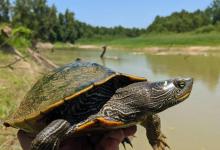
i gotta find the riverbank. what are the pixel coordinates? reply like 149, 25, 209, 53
0, 51, 44, 150
74, 33, 220, 55
73, 44, 220, 56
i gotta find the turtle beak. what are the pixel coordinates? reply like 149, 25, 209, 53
175, 78, 193, 101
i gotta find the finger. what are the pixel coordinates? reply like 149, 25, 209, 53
96, 130, 124, 150
96, 137, 120, 150
123, 126, 137, 137
96, 126, 137, 150
105, 129, 125, 142
17, 130, 34, 150
60, 136, 94, 150
60, 138, 80, 150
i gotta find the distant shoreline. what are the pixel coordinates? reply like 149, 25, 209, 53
72, 44, 220, 56
70, 33, 220, 55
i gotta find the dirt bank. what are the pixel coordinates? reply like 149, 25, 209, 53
141, 46, 220, 55
75, 44, 220, 55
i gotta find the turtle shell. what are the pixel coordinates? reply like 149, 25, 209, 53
4, 61, 146, 133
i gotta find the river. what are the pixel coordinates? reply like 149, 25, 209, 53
43, 48, 220, 150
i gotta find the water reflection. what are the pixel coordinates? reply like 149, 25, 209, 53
145, 54, 220, 91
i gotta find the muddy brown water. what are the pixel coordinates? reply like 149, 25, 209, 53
43, 48, 220, 150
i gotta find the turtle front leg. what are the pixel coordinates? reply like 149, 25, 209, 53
31, 119, 71, 150
141, 114, 170, 150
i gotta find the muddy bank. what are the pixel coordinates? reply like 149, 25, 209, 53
74, 44, 220, 55
141, 46, 220, 55
38, 41, 220, 55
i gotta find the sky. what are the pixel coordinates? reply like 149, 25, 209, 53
47, 0, 213, 28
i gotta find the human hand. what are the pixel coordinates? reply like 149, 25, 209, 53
17, 125, 137, 150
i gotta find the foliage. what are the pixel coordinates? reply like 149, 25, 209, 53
12, 26, 32, 38
58, 9, 77, 43
13, 0, 53, 41
1, 0, 220, 45
0, 24, 32, 48
12, 0, 33, 28
194, 25, 215, 33
77, 32, 220, 48
9, 26, 32, 48
207, 0, 220, 24
6, 0, 144, 44
0, 0, 10, 22
74, 21, 144, 39
147, 10, 211, 33
147, 0, 220, 34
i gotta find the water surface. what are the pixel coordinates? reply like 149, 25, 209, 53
43, 49, 220, 150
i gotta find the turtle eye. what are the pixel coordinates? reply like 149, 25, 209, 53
177, 81, 185, 89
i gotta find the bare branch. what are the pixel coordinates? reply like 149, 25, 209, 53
0, 56, 28, 69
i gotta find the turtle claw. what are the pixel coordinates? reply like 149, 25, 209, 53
152, 134, 170, 150
122, 137, 133, 150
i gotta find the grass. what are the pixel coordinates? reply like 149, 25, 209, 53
76, 32, 220, 49
0, 51, 42, 150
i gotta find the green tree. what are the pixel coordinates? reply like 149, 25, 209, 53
10, 0, 144, 43
208, 0, 220, 24
64, 9, 77, 43
0, 0, 10, 22
147, 9, 211, 33
47, 5, 58, 42
32, 0, 50, 40
12, 0, 33, 27
57, 13, 65, 41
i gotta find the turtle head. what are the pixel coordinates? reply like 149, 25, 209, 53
148, 78, 193, 113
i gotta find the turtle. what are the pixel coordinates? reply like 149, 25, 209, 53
3, 61, 193, 150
